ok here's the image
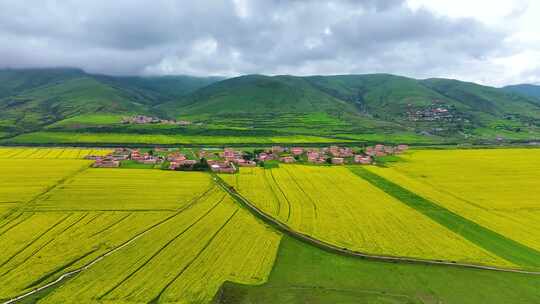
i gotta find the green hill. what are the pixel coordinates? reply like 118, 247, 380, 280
503, 84, 540, 102
0, 69, 221, 135
1, 69, 539, 144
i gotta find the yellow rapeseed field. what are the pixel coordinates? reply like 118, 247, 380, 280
32, 168, 214, 211
0, 159, 91, 206
367, 148, 540, 252
0, 211, 170, 298
229, 165, 513, 267
0, 147, 111, 159
0, 156, 280, 303
32, 188, 281, 304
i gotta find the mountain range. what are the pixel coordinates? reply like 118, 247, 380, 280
0, 68, 538, 144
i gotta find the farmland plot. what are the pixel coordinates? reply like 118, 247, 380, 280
227, 166, 513, 267
0, 159, 91, 209
34, 189, 281, 304
32, 169, 214, 211
0, 156, 280, 303
0, 148, 110, 159
0, 211, 170, 300
367, 148, 540, 252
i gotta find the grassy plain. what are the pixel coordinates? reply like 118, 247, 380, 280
366, 149, 540, 254
222, 166, 512, 267
219, 236, 540, 304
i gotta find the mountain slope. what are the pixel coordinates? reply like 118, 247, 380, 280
159, 75, 358, 116
1, 69, 539, 143
0, 68, 86, 98
0, 76, 149, 132
0, 69, 223, 134
503, 84, 540, 103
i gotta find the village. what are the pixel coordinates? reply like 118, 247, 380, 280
88, 144, 409, 173
121, 115, 193, 126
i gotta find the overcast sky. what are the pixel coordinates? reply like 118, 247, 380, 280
0, 0, 538, 86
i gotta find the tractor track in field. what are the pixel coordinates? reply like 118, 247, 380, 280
212, 174, 540, 276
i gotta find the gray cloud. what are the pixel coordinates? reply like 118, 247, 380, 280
0, 0, 510, 81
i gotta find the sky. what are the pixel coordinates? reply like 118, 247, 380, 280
0, 0, 538, 86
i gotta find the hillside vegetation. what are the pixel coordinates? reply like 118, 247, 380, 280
1, 69, 539, 144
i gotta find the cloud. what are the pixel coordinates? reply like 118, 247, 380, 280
0, 0, 525, 85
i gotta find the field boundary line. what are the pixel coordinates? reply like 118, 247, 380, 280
212, 174, 540, 276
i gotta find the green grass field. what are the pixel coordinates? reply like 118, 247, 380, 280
218, 236, 540, 304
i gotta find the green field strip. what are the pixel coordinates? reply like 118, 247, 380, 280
349, 166, 540, 269
148, 209, 240, 304
98, 194, 228, 299
218, 236, 540, 304
24, 249, 99, 290
0, 214, 73, 269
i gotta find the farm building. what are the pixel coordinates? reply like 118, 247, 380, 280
291, 147, 304, 155
354, 155, 372, 164
331, 157, 345, 165
280, 156, 296, 163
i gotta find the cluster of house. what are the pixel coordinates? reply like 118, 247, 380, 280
256, 144, 408, 165
407, 104, 454, 122
166, 152, 197, 170
121, 115, 192, 125
364, 144, 409, 157
201, 148, 257, 173
88, 148, 163, 168
87, 143, 409, 172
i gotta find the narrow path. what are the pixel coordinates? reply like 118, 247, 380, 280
212, 174, 540, 276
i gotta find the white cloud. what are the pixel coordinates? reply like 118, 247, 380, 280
406, 0, 540, 86
0, 0, 539, 86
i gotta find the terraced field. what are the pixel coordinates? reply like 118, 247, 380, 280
0, 152, 281, 303
366, 148, 540, 255
221, 166, 513, 267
